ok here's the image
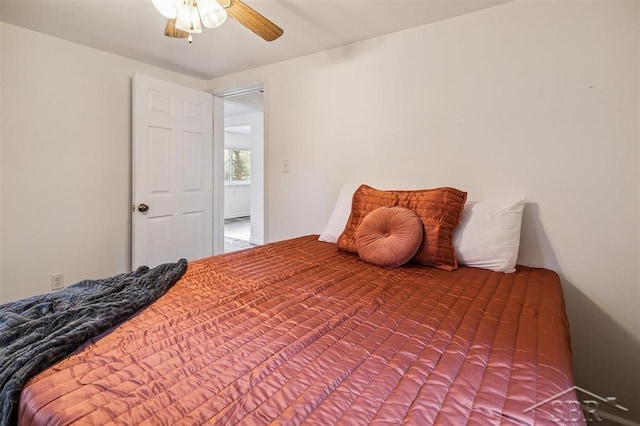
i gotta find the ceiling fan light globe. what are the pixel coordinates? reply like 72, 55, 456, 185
175, 3, 203, 33
152, 0, 178, 19
198, 0, 228, 28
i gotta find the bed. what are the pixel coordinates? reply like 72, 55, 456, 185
9, 184, 584, 425
17, 235, 583, 425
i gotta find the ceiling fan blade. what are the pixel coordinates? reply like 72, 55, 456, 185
222, 0, 283, 42
164, 19, 189, 38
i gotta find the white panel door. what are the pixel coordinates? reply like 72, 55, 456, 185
132, 74, 213, 268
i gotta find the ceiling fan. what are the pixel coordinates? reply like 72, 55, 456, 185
153, 0, 283, 44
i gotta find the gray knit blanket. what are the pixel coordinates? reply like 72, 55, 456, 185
0, 259, 188, 426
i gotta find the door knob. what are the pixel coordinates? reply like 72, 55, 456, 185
138, 203, 149, 213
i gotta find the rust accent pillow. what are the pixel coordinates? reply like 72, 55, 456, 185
337, 184, 467, 270
356, 207, 424, 267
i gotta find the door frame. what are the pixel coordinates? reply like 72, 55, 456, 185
212, 80, 269, 255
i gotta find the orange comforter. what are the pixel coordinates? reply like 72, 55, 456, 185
19, 236, 583, 425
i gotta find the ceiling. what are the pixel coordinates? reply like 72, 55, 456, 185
225, 90, 264, 117
0, 0, 510, 80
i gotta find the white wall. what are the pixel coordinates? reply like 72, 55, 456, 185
209, 0, 640, 420
224, 132, 251, 219
224, 130, 251, 149
224, 185, 250, 218
223, 131, 251, 219
0, 23, 206, 303
225, 112, 265, 245
0, 24, 4, 301
637, 3, 640, 353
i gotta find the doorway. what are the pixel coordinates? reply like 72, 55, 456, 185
218, 89, 265, 253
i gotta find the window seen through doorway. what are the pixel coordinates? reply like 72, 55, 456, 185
224, 148, 251, 184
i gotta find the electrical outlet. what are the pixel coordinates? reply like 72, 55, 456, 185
51, 273, 64, 291
283, 159, 290, 173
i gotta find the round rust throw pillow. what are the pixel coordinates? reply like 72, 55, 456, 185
356, 206, 424, 267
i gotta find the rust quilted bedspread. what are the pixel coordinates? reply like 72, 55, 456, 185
19, 236, 582, 425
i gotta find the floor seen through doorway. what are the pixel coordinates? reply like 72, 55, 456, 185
224, 217, 255, 253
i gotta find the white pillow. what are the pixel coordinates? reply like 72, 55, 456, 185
319, 184, 360, 243
453, 196, 526, 273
